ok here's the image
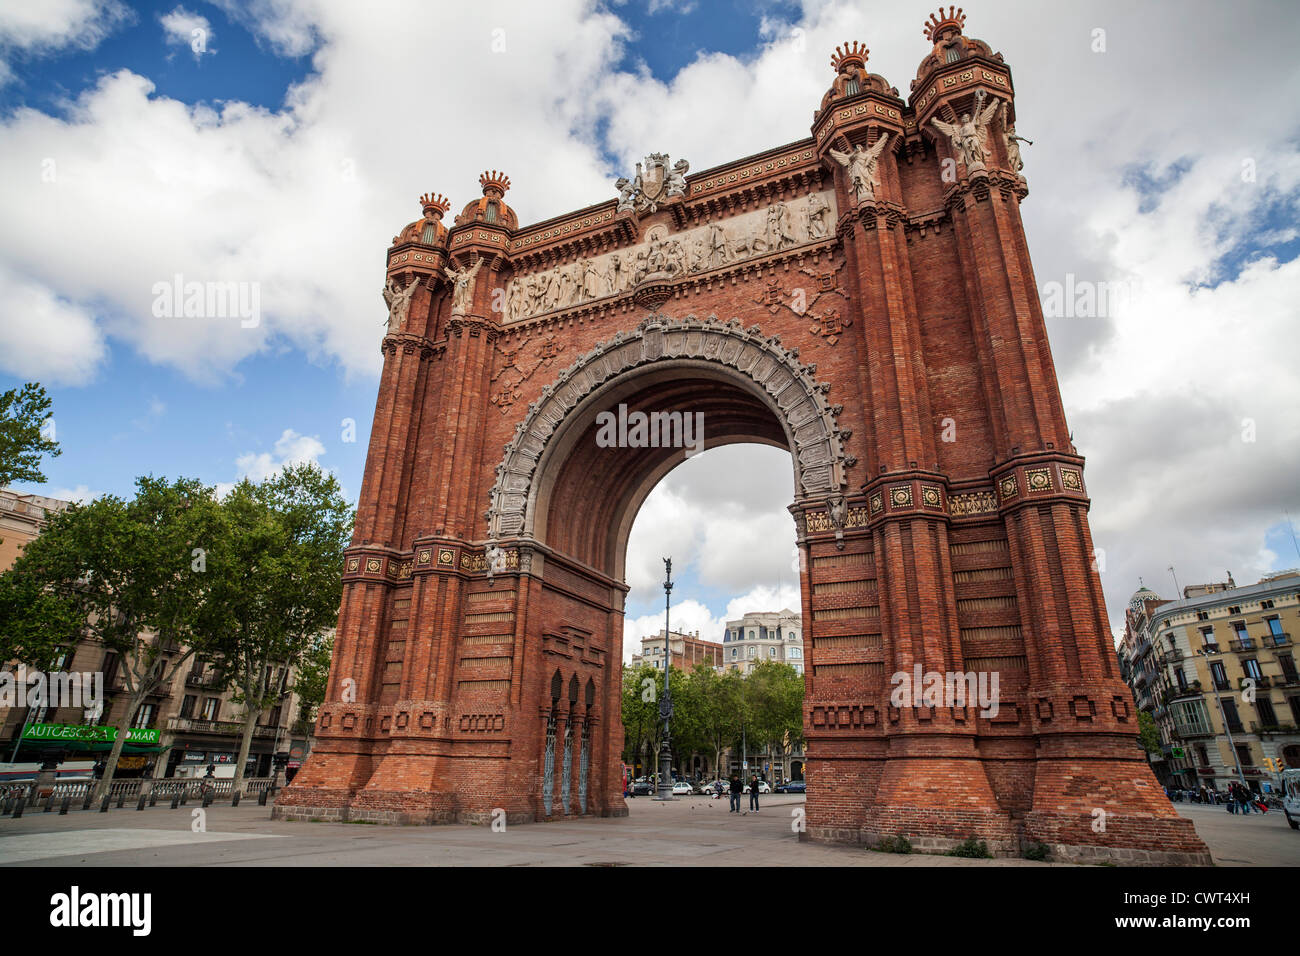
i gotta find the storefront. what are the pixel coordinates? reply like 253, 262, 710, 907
13, 722, 165, 776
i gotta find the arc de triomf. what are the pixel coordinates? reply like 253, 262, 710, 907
278, 9, 1210, 863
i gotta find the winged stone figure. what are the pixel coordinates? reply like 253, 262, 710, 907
931, 90, 1000, 170
829, 133, 891, 202
444, 257, 485, 315
382, 275, 421, 331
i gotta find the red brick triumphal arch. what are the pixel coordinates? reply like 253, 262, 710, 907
278, 10, 1210, 863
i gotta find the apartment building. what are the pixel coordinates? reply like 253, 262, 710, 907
1118, 572, 1300, 794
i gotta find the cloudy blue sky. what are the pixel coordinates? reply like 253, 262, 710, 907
1, 1, 1297, 661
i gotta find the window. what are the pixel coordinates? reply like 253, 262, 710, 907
731, 648, 737, 659
747, 647, 756, 659
1243, 658, 1262, 680
1220, 697, 1243, 734
748, 630, 756, 640
1288, 696, 1300, 725
201, 698, 220, 721
132, 703, 156, 729
180, 695, 196, 718
1234, 743, 1253, 767
1266, 616, 1283, 638
1262, 600, 1275, 610
1228, 606, 1241, 615
1210, 661, 1228, 690
1195, 744, 1210, 767
1196, 611, 1209, 622
790, 648, 802, 659
1256, 697, 1277, 728
1175, 669, 1187, 691
1280, 653, 1298, 683
1201, 627, 1217, 648
769, 647, 776, 658
1233, 621, 1252, 648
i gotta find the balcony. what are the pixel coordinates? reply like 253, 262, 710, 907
1250, 722, 1298, 737
1265, 632, 1292, 647
166, 717, 280, 739
1229, 639, 1257, 653
185, 672, 222, 689
1171, 724, 1216, 740
1157, 648, 1185, 665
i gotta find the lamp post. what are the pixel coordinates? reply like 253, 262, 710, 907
654, 558, 675, 801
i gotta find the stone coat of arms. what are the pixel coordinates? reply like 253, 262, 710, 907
616, 152, 689, 215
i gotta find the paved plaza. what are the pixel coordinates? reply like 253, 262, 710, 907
0, 793, 1295, 867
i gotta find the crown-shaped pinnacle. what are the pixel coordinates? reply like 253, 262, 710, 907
420, 192, 451, 215
923, 6, 966, 43
830, 40, 868, 72
479, 170, 511, 195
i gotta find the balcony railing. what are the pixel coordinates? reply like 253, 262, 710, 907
166, 717, 280, 739
1250, 721, 1298, 736
1229, 639, 1256, 653
1264, 632, 1292, 648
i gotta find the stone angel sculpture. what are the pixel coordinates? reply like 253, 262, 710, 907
931, 89, 1000, 170
382, 275, 422, 331
444, 256, 485, 316
1001, 100, 1033, 177
829, 133, 891, 202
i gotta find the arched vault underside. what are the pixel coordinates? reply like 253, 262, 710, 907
487, 314, 856, 578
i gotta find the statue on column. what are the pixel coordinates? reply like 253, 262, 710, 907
444, 256, 485, 316
382, 275, 421, 331
829, 132, 891, 202
930, 89, 1000, 171
1001, 101, 1033, 178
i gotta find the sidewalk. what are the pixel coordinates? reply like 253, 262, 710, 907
0, 793, 1060, 867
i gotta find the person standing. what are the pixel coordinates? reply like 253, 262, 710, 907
728, 772, 742, 813
749, 773, 761, 812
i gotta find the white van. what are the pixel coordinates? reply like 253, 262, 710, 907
1282, 768, 1300, 831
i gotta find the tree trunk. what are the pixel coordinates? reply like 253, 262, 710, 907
230, 699, 259, 794
92, 689, 146, 803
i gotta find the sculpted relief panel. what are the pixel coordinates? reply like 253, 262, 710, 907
503, 191, 837, 324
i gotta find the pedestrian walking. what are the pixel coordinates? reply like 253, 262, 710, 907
728, 772, 742, 813
749, 774, 760, 812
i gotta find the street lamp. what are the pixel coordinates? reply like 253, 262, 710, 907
654, 557, 675, 801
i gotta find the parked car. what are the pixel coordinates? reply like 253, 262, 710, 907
697, 779, 727, 796
774, 780, 806, 794
671, 781, 694, 796
630, 780, 654, 796
1283, 768, 1300, 830
742, 780, 772, 794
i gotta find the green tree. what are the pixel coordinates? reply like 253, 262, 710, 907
687, 666, 744, 780
0, 382, 61, 487
621, 662, 660, 776
0, 476, 225, 799
1137, 710, 1163, 755
744, 661, 805, 778
203, 463, 352, 791
292, 630, 334, 731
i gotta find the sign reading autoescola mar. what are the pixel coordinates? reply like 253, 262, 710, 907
21, 722, 160, 745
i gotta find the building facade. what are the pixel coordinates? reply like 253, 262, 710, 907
280, 9, 1208, 862
630, 628, 723, 672
1118, 573, 1300, 795
723, 609, 804, 675
0, 487, 317, 780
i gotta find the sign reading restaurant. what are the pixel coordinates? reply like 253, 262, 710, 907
21, 722, 160, 745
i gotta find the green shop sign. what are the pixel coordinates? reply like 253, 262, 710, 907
21, 723, 160, 745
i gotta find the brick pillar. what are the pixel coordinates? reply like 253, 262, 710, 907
947, 165, 1210, 863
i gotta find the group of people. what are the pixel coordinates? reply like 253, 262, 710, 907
723, 773, 764, 813
1164, 782, 1271, 814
